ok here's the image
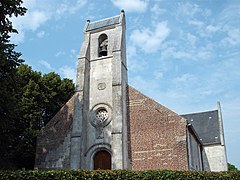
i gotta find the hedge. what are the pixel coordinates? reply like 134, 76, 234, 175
0, 170, 239, 180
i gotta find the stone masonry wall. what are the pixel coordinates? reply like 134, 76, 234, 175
128, 86, 188, 170
202, 144, 228, 171
35, 96, 74, 169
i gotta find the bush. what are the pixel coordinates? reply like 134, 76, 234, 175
0, 169, 239, 180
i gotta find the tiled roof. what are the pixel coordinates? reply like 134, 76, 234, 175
182, 110, 220, 145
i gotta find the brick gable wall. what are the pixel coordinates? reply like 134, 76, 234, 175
35, 96, 74, 169
128, 86, 188, 170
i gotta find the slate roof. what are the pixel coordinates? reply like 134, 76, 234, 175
182, 110, 221, 145
86, 15, 120, 31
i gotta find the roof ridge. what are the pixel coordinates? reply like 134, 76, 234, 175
88, 15, 120, 24
181, 109, 218, 116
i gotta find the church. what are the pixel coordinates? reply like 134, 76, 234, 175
35, 11, 227, 172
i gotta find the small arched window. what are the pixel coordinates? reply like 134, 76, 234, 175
98, 34, 108, 57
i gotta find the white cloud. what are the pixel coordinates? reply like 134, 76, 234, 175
111, 0, 148, 13
188, 20, 204, 28
27, 11, 49, 31
202, 8, 212, 17
59, 66, 76, 83
55, 51, 66, 57
10, 0, 87, 44
10, 10, 49, 43
127, 45, 148, 73
70, 49, 78, 59
130, 21, 170, 53
221, 28, 240, 46
186, 33, 197, 46
127, 45, 137, 58
150, 4, 166, 24
129, 75, 159, 95
40, 60, 76, 82
177, 2, 200, 17
37, 31, 45, 38
177, 2, 212, 19
206, 25, 220, 34
174, 73, 196, 83
219, 2, 240, 26
150, 4, 166, 16
153, 71, 163, 80
161, 43, 213, 61
128, 57, 148, 73
39, 60, 54, 70
10, 30, 25, 44
161, 47, 192, 60
55, 0, 87, 18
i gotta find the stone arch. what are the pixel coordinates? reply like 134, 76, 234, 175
93, 150, 111, 170
85, 143, 111, 170
98, 34, 108, 57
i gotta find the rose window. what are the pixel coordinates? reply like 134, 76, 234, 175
95, 109, 108, 124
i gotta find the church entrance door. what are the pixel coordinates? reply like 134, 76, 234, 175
93, 150, 111, 170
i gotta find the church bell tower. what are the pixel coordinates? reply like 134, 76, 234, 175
70, 11, 130, 170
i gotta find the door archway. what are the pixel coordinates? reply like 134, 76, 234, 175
93, 150, 111, 170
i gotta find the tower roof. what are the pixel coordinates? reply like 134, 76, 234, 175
85, 15, 120, 31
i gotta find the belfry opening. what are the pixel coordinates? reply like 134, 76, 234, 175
98, 34, 108, 57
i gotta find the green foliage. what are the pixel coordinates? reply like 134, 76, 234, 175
0, 0, 74, 170
0, 170, 239, 180
0, 0, 27, 92
40, 72, 74, 125
0, 0, 27, 170
0, 64, 75, 170
228, 163, 240, 172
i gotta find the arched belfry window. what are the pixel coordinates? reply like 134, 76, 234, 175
98, 34, 108, 57
93, 150, 111, 170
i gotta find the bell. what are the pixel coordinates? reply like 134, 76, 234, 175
99, 46, 107, 56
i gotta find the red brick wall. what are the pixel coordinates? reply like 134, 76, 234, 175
128, 86, 188, 170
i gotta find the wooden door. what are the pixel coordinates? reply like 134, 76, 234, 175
93, 150, 111, 170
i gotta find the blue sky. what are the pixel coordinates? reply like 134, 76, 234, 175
11, 0, 240, 169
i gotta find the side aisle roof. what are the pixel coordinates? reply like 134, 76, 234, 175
182, 110, 221, 145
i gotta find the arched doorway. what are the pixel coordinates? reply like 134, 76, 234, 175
93, 150, 111, 170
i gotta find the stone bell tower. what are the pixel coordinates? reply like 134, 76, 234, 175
70, 11, 130, 170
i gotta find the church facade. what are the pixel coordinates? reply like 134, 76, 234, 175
35, 11, 228, 171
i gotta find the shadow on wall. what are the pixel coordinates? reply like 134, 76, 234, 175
35, 96, 74, 169
202, 148, 210, 171
126, 85, 132, 167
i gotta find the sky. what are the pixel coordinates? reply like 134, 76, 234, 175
11, 0, 240, 169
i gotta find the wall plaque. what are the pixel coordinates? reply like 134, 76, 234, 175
98, 83, 106, 90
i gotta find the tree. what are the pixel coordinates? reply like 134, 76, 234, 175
0, 0, 26, 169
40, 72, 75, 126
0, 1, 75, 169
0, 0, 26, 84
228, 163, 240, 172
13, 65, 74, 169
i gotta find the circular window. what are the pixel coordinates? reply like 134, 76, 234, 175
90, 103, 112, 128
95, 109, 108, 124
